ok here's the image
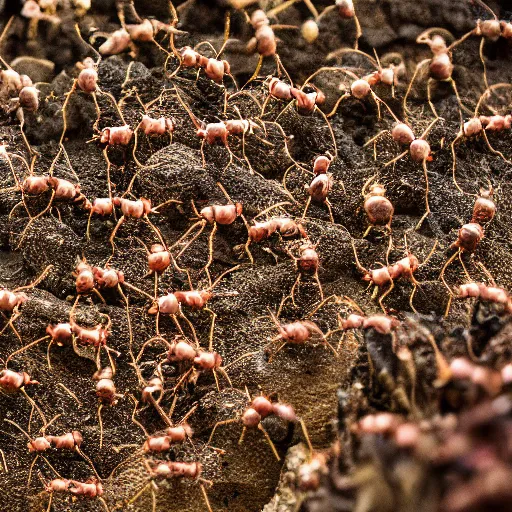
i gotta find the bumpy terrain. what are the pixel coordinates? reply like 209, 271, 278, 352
0, 1, 511, 511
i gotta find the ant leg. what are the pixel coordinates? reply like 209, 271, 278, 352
326, 94, 349, 118
97, 403, 104, 449
450, 133, 466, 194
267, 341, 287, 363
479, 37, 489, 91
172, 221, 206, 259
5, 335, 50, 366
126, 482, 153, 508
46, 492, 53, 512
20, 388, 46, 426
409, 284, 418, 314
426, 333, 451, 385
208, 418, 238, 445
299, 418, 313, 454
15, 190, 56, 250
363, 130, 390, 149
403, 60, 429, 118
200, 484, 213, 512
313, 271, 324, 301
289, 274, 301, 307
59, 80, 78, 145
482, 131, 511, 164
383, 150, 408, 168
415, 160, 431, 230
301, 197, 312, 220
202, 223, 218, 285
426, 79, 439, 120
258, 423, 280, 461
178, 311, 199, 347
378, 280, 394, 313
216, 367, 233, 387
27, 454, 39, 487
305, 295, 341, 318
325, 199, 335, 223
109, 216, 125, 257
212, 369, 221, 392
439, 250, 459, 294
206, 307, 217, 352
448, 78, 473, 117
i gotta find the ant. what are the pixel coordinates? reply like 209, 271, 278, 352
0, 368, 47, 433
153, 337, 233, 393
456, 282, 512, 313
440, 190, 496, 301
69, 301, 119, 372
244, 6, 299, 84
172, 183, 246, 282
0, 264, 53, 342
5, 321, 72, 371
352, 235, 437, 312
208, 392, 309, 462
93, 367, 123, 449
124, 457, 214, 512
404, 28, 470, 120
360, 177, 394, 237
451, 84, 512, 194
244, 201, 306, 263
266, 307, 339, 360
282, 239, 324, 306
378, 117, 439, 230
39, 473, 108, 512
449, 0, 512, 89
107, 195, 181, 258
4, 415, 97, 487
175, 85, 272, 172
300, 0, 362, 49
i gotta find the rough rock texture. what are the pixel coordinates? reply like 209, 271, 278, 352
0, 1, 511, 511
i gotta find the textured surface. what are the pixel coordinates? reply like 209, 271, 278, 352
0, 1, 511, 511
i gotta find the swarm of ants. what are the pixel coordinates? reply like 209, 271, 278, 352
0, 0, 511, 511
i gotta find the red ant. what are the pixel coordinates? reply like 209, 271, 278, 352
0, 264, 52, 341
39, 474, 108, 512
360, 177, 394, 236
175, 86, 270, 172
300, 0, 362, 49
352, 236, 437, 312
266, 307, 339, 360
93, 366, 123, 449
244, 6, 299, 84
170, 46, 233, 85
244, 201, 306, 262
456, 282, 512, 313
440, 191, 495, 301
0, 368, 47, 432
4, 415, 97, 487
208, 393, 308, 462
283, 240, 324, 305
448, 0, 512, 89
5, 321, 72, 371
172, 182, 246, 281
372, 117, 440, 230
125, 458, 213, 512
155, 337, 232, 393
69, 301, 119, 372
404, 28, 470, 119
452, 84, 512, 194
143, 423, 193, 453
439, 221, 486, 306
108, 195, 180, 257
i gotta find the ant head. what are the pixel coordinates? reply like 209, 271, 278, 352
368, 183, 386, 196
250, 9, 269, 28
150, 243, 167, 254
301, 19, 319, 44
